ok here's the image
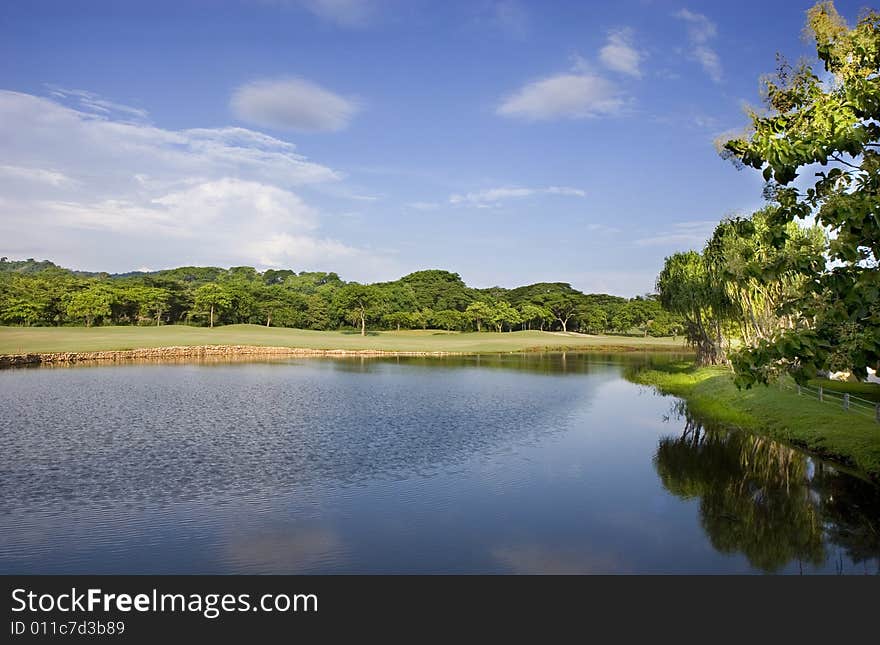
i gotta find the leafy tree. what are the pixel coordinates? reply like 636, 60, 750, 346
575, 304, 607, 334
400, 270, 473, 311
520, 303, 551, 331
488, 300, 521, 332
721, 1, 880, 383
131, 286, 171, 325
656, 251, 729, 365
193, 283, 232, 328
303, 294, 331, 330
540, 293, 581, 333
432, 309, 465, 331
334, 284, 382, 336
610, 306, 635, 334
256, 285, 291, 327
413, 308, 434, 330
465, 301, 494, 332
383, 311, 415, 331
705, 210, 825, 347
65, 284, 115, 327
1, 298, 45, 326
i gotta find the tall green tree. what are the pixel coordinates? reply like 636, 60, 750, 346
721, 1, 880, 383
520, 303, 551, 331
65, 284, 115, 327
656, 251, 729, 365
488, 300, 521, 332
705, 210, 825, 348
193, 283, 232, 328
540, 293, 581, 333
465, 301, 493, 332
335, 284, 382, 336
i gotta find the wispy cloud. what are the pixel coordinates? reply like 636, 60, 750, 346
450, 186, 586, 206
46, 85, 149, 120
674, 9, 722, 83
231, 77, 359, 132
599, 29, 643, 78
498, 28, 643, 121
0, 165, 77, 188
0, 89, 392, 276
633, 220, 717, 247
497, 73, 623, 121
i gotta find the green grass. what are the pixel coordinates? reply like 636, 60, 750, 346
808, 377, 880, 402
629, 362, 880, 480
0, 324, 688, 355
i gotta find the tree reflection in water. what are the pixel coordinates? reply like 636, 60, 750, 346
654, 403, 880, 574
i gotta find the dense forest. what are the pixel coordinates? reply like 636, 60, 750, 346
0, 257, 682, 337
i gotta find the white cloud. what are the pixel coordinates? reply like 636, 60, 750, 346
231, 78, 358, 132
46, 86, 149, 120
0, 91, 338, 187
546, 186, 586, 196
675, 9, 716, 42
0, 164, 76, 187
497, 73, 623, 120
298, 0, 373, 28
674, 9, 722, 83
450, 186, 586, 206
599, 29, 643, 78
0, 89, 389, 275
693, 46, 722, 83
633, 220, 718, 248
246, 232, 358, 267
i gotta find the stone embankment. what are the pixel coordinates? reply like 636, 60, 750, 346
0, 345, 466, 367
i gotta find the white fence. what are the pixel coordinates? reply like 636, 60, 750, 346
779, 381, 880, 423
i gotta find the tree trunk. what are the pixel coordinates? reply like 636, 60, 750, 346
210, 304, 214, 328
360, 313, 365, 336
560, 318, 567, 333
156, 309, 162, 326
266, 312, 271, 327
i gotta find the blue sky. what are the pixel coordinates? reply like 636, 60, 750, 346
0, 0, 867, 295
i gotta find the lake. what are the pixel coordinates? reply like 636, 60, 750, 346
1, 353, 878, 574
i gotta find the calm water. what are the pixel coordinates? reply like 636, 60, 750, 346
1, 353, 878, 574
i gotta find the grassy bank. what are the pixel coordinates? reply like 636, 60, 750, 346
0, 324, 688, 355
630, 362, 880, 480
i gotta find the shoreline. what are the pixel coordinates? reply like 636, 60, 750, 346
0, 345, 472, 367
630, 364, 880, 483
0, 342, 686, 368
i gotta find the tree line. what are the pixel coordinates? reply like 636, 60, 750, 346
0, 260, 683, 337
657, 1, 880, 385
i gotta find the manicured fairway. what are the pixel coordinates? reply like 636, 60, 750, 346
0, 324, 687, 355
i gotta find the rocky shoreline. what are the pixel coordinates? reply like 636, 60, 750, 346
0, 345, 468, 367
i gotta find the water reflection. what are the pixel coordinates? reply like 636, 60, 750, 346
2, 354, 878, 574
654, 405, 880, 574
